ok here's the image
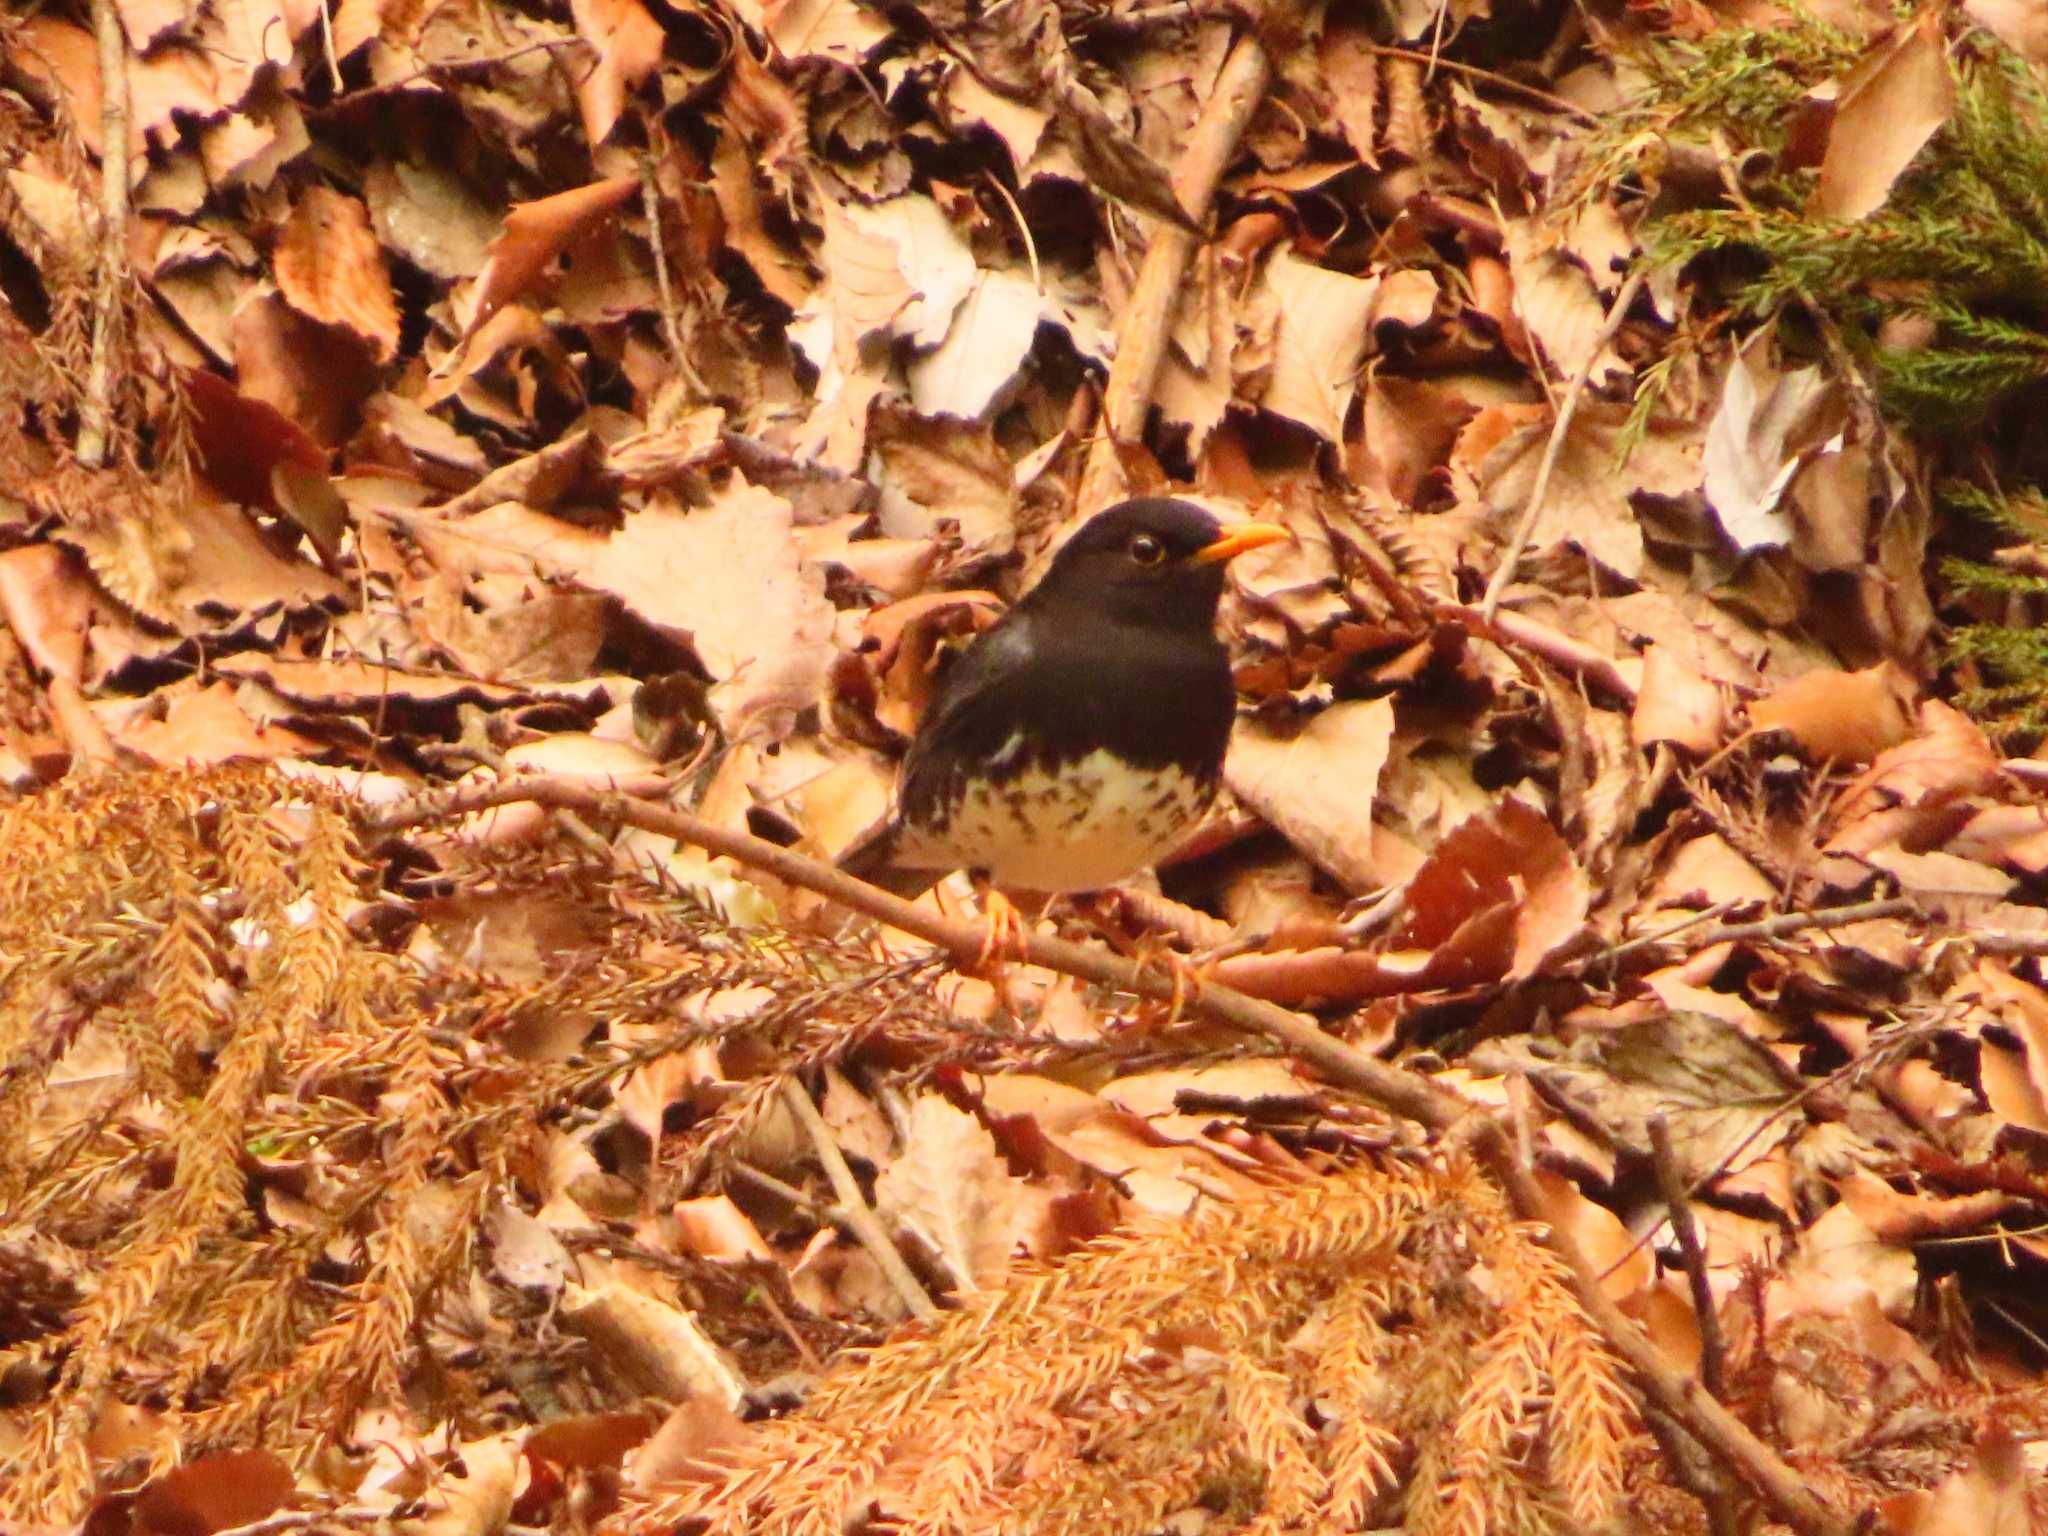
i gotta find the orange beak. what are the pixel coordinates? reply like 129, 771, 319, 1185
1192, 521, 1291, 565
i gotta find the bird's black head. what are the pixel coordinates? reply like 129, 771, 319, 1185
1024, 499, 1289, 631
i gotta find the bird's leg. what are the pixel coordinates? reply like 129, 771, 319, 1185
1128, 939, 1207, 1027
971, 875, 1032, 973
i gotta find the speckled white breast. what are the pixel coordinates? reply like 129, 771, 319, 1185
895, 747, 1214, 893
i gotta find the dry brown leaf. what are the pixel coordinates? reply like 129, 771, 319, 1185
569, 0, 665, 145
1500, 216, 1626, 384
233, 289, 383, 449
1048, 71, 1202, 234
1548, 412, 1705, 581
396, 1433, 522, 1536
1225, 698, 1395, 894
1965, 0, 2048, 65
1836, 1171, 2022, 1244
466, 176, 639, 340
273, 184, 402, 362
1319, 14, 1380, 168
869, 408, 1019, 552
1529, 1169, 1654, 1302
1772, 1202, 1915, 1323
181, 366, 330, 512
1629, 641, 1727, 753
118, 682, 319, 767
1811, 10, 1955, 221
1827, 700, 2003, 841
581, 484, 833, 739
363, 158, 500, 280
1401, 797, 1588, 979
623, 1398, 753, 1495
211, 654, 570, 708
767, 0, 891, 63
0, 545, 94, 685
972, 1073, 1264, 1216
1701, 337, 1842, 552
1879, 1426, 2031, 1536
57, 494, 347, 636
1642, 833, 1776, 912
1748, 660, 1916, 762
671, 1196, 775, 1262
873, 1094, 1049, 1292
1260, 250, 1380, 442
127, 1450, 292, 1536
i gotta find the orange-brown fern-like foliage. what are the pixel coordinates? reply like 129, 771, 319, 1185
642, 1158, 1652, 1536
0, 765, 937, 1521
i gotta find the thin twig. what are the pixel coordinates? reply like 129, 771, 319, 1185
1478, 265, 1649, 623
1677, 897, 1916, 949
76, 0, 133, 470
640, 155, 707, 411
1370, 44, 1600, 124
778, 1077, 937, 1322
983, 170, 1043, 295
209, 1507, 385, 1536
1649, 1113, 1726, 1401
373, 771, 1858, 1536
1562, 896, 1918, 983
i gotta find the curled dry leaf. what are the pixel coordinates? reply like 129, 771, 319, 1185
0, 545, 93, 684
1825, 700, 2003, 850
1748, 660, 1916, 762
1701, 337, 1842, 553
1401, 797, 1589, 980
1629, 641, 1727, 754
1810, 10, 1955, 223
569, 0, 665, 145
464, 176, 639, 341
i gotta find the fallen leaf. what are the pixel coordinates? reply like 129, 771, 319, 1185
1226, 698, 1395, 894
873, 1094, 1049, 1291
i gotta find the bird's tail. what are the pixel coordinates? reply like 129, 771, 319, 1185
834, 818, 943, 901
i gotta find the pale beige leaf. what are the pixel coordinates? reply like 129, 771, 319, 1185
908, 269, 1043, 419
1226, 698, 1395, 894
1812, 11, 1955, 221
872, 1095, 1047, 1292
1500, 217, 1625, 384
580, 485, 834, 739
766, 0, 890, 64
1260, 250, 1379, 441
1702, 337, 1840, 551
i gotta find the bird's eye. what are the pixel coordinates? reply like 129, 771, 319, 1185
1128, 533, 1165, 565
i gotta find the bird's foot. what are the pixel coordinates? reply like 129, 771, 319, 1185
972, 884, 1032, 974
1129, 940, 1208, 1026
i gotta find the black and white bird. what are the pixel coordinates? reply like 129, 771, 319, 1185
837, 498, 1287, 899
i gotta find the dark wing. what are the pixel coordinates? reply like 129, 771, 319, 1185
894, 614, 1044, 829
833, 616, 1041, 897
